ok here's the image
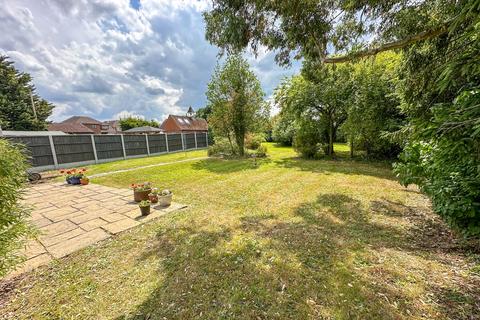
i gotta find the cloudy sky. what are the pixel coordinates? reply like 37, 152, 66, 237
0, 0, 301, 122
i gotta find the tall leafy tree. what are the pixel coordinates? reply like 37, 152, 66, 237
206, 55, 267, 156
342, 52, 403, 158
0, 56, 54, 130
275, 64, 353, 156
271, 112, 295, 146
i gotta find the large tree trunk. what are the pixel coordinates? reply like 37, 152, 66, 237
328, 121, 334, 156
236, 132, 245, 156
227, 133, 235, 155
350, 137, 354, 158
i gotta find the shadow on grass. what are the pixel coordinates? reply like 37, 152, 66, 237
274, 156, 396, 181
117, 193, 479, 319
191, 157, 271, 174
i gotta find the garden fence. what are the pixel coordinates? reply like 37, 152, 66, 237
5, 132, 208, 171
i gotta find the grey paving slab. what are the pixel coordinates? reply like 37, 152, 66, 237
7, 181, 187, 278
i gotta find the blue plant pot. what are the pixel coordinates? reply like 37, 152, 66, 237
68, 177, 81, 185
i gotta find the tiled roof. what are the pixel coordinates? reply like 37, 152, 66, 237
162, 115, 208, 131
102, 120, 122, 133
124, 126, 163, 132
48, 123, 94, 133
62, 116, 103, 125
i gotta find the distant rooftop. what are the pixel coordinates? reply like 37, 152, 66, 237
160, 115, 208, 132
48, 122, 94, 134
62, 116, 103, 125
124, 126, 163, 133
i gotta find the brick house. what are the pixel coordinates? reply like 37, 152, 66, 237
160, 108, 208, 133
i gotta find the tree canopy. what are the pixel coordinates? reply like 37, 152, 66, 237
274, 63, 353, 156
119, 116, 159, 131
204, 0, 458, 65
222, 0, 478, 235
0, 56, 54, 130
206, 54, 268, 156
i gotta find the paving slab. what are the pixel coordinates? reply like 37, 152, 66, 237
48, 228, 110, 258
40, 227, 86, 247
21, 240, 47, 259
32, 218, 53, 228
40, 220, 77, 237
102, 218, 140, 234
7, 182, 187, 278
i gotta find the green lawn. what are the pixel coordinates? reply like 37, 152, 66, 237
2, 143, 478, 319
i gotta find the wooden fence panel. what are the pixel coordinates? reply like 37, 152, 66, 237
148, 134, 167, 154
6, 136, 55, 167
94, 135, 123, 160
4, 132, 209, 169
167, 134, 183, 151
185, 133, 196, 149
196, 132, 208, 148
52, 135, 95, 164
123, 135, 148, 156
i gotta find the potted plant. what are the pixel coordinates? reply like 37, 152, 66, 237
131, 182, 152, 202
139, 200, 151, 216
80, 176, 90, 185
60, 168, 87, 185
158, 189, 173, 207
148, 188, 159, 204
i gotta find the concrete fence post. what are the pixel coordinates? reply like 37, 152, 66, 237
145, 134, 150, 156
165, 133, 169, 153
120, 134, 127, 159
194, 131, 198, 149
91, 135, 98, 163
48, 135, 59, 169
206, 132, 209, 147
181, 132, 185, 150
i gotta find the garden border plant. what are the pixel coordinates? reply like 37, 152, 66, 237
0, 139, 36, 277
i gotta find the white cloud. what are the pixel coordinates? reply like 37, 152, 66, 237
113, 110, 145, 120
0, 0, 300, 123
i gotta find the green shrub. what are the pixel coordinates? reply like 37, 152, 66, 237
245, 133, 265, 150
0, 139, 35, 277
208, 137, 238, 157
255, 144, 268, 157
293, 119, 324, 158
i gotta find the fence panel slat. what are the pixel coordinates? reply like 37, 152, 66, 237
196, 132, 208, 148
6, 136, 55, 167
167, 133, 183, 151
148, 134, 167, 154
123, 135, 148, 156
185, 133, 196, 149
52, 135, 95, 164
94, 135, 124, 160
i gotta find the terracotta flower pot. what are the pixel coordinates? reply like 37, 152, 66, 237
149, 194, 158, 203
140, 205, 150, 216
158, 193, 173, 207
80, 179, 89, 185
134, 189, 151, 202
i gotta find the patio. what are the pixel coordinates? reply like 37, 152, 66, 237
13, 182, 186, 277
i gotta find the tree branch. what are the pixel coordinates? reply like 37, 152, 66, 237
322, 24, 449, 63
